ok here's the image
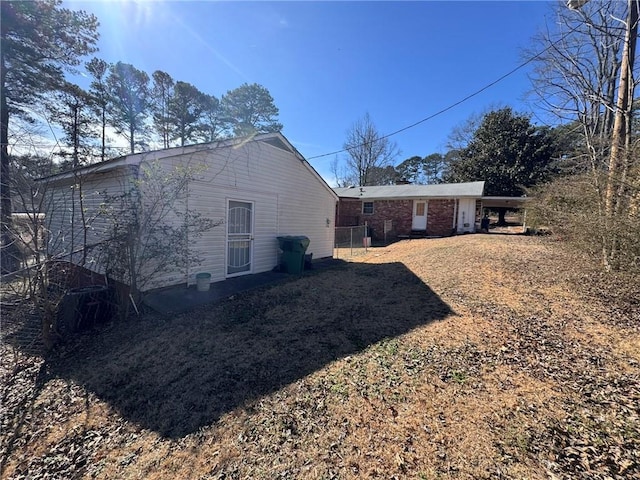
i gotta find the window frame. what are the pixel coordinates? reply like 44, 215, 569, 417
362, 201, 374, 215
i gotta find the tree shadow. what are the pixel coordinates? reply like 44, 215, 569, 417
1, 309, 43, 355
47, 261, 453, 439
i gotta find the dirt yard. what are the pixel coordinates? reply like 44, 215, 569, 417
1, 234, 638, 479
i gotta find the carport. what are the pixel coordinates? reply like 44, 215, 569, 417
480, 196, 530, 232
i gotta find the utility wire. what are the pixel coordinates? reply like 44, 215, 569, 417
307, 20, 585, 161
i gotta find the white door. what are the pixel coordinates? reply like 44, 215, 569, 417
227, 200, 253, 276
457, 198, 476, 233
412, 200, 427, 230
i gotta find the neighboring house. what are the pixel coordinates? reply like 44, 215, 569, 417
41, 132, 337, 291
334, 182, 486, 241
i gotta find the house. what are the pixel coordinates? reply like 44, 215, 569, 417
41, 132, 337, 291
334, 182, 485, 241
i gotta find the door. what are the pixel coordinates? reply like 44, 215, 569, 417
412, 200, 427, 230
457, 198, 476, 233
227, 200, 253, 276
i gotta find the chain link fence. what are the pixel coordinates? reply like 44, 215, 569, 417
334, 225, 371, 259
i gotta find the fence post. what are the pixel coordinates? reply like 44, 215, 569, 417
364, 221, 368, 253
350, 227, 353, 257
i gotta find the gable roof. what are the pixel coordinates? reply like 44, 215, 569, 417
39, 132, 299, 181
334, 181, 485, 200
37, 132, 338, 199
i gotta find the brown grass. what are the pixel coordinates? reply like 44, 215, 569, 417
2, 234, 639, 479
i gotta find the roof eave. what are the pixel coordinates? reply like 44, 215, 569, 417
337, 194, 484, 201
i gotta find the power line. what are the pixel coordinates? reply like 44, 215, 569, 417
307, 20, 585, 161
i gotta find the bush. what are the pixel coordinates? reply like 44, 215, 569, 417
528, 174, 640, 274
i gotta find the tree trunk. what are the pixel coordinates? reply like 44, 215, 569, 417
130, 127, 135, 154
605, 0, 638, 216
101, 107, 106, 162
497, 208, 507, 226
603, 0, 638, 270
0, 21, 18, 273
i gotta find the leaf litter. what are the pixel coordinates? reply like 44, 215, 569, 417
1, 234, 638, 479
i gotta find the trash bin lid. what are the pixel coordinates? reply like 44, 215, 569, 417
277, 235, 310, 250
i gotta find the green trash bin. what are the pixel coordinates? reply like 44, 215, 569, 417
277, 236, 310, 274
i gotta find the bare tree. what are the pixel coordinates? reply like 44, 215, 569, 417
99, 161, 221, 309
330, 155, 350, 187
6, 152, 103, 350
446, 111, 484, 152
528, 0, 639, 271
528, 1, 623, 164
342, 113, 400, 186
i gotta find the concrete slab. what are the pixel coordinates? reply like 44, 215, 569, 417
143, 271, 288, 315
143, 258, 342, 315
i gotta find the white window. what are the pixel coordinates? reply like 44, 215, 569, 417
363, 201, 374, 214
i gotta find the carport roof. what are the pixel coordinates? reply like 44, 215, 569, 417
334, 181, 485, 200
481, 196, 529, 209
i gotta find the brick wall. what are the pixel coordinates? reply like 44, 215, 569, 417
363, 200, 413, 241
336, 198, 413, 241
336, 199, 361, 226
336, 198, 458, 241
427, 199, 456, 236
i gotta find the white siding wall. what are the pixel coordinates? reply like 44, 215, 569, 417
44, 137, 336, 291
44, 167, 134, 273
175, 139, 336, 288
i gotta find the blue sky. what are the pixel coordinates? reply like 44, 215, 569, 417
66, 0, 557, 183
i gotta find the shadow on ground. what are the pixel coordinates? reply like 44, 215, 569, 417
48, 261, 452, 439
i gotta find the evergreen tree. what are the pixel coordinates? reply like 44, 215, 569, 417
396, 156, 424, 184
396, 153, 447, 184
106, 62, 151, 154
86, 58, 111, 162
46, 82, 96, 169
447, 108, 555, 196
151, 70, 175, 149
167, 81, 205, 147
199, 94, 223, 142
0, 0, 98, 272
221, 83, 282, 137
447, 108, 556, 223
